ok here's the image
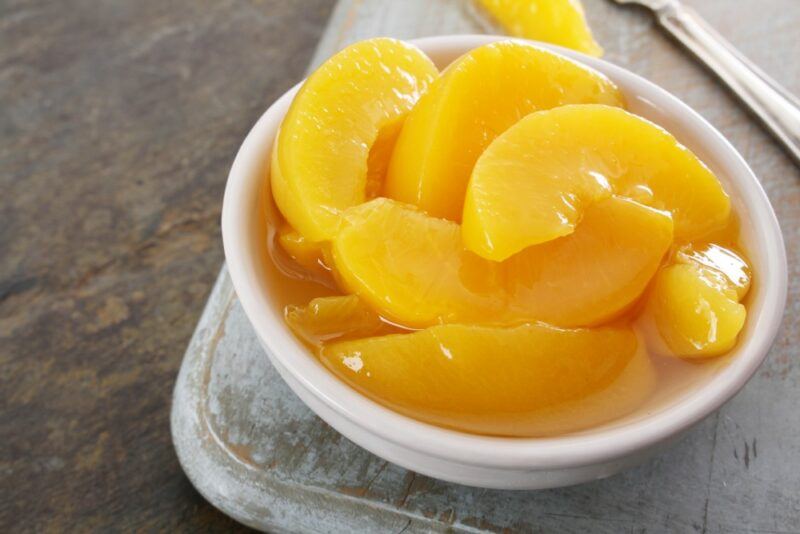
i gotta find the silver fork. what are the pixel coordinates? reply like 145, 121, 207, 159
612, 0, 800, 166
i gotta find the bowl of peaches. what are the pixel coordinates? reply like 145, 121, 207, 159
221, 35, 787, 489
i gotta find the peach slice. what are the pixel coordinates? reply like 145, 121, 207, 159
506, 196, 673, 327
478, 0, 603, 57
384, 41, 623, 222
331, 198, 508, 328
674, 243, 751, 300
463, 104, 730, 260
272, 38, 438, 241
285, 295, 386, 345
321, 322, 654, 436
646, 242, 751, 358
332, 197, 671, 328
277, 224, 329, 274
647, 262, 747, 358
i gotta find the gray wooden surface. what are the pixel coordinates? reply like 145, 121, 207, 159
172, 0, 800, 532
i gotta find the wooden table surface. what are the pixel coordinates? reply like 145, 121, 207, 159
2, 0, 798, 532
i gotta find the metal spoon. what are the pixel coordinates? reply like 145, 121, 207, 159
612, 0, 800, 165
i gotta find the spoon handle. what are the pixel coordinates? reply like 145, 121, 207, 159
655, 1, 800, 165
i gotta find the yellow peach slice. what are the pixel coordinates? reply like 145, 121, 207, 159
332, 198, 508, 327
674, 243, 751, 300
277, 224, 329, 274
478, 0, 603, 57
321, 323, 655, 436
272, 38, 438, 241
285, 295, 386, 345
384, 41, 623, 222
332, 197, 671, 328
648, 263, 747, 358
507, 196, 673, 326
463, 104, 731, 260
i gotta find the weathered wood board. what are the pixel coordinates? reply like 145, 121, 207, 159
171, 0, 800, 532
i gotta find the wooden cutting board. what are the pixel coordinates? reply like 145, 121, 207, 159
171, 1, 800, 531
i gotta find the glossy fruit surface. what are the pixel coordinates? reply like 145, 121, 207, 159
272, 38, 438, 241
332, 197, 671, 327
506, 196, 673, 326
331, 198, 508, 327
321, 322, 654, 436
285, 295, 386, 346
478, 0, 603, 57
463, 104, 730, 260
384, 41, 623, 222
277, 224, 328, 274
648, 263, 746, 357
674, 243, 751, 300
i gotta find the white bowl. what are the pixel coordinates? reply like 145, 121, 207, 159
221, 35, 787, 489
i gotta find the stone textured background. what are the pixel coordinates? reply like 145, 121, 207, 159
1, 1, 334, 530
